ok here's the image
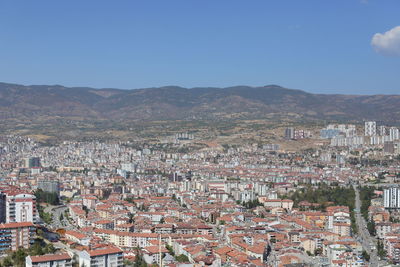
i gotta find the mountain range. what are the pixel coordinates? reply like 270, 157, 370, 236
1, 82, 399, 124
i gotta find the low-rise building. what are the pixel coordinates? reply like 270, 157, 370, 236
26, 253, 72, 267
78, 246, 123, 267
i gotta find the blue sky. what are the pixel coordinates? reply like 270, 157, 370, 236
0, 0, 399, 94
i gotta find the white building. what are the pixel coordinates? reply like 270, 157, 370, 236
389, 127, 400, 141
26, 253, 72, 267
384, 187, 400, 209
330, 136, 364, 147
365, 121, 377, 137
376, 222, 392, 239
327, 244, 364, 267
0, 191, 37, 223
78, 247, 123, 267
378, 125, 387, 136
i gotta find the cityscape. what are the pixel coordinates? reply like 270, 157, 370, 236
1, 1, 400, 266
0, 121, 400, 266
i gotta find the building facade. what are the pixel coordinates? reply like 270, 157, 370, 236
284, 128, 295, 140
364, 121, 377, 137
0, 222, 35, 253
384, 187, 400, 209
22, 157, 41, 168
0, 191, 37, 223
78, 247, 123, 267
26, 253, 73, 267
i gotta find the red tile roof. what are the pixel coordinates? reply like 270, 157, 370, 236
0, 222, 34, 229
89, 246, 123, 257
29, 253, 71, 263
65, 230, 87, 240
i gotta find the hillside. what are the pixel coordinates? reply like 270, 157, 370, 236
0, 82, 399, 124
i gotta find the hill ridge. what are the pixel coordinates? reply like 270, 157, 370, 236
0, 82, 399, 124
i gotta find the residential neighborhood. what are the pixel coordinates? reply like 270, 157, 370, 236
0, 122, 399, 266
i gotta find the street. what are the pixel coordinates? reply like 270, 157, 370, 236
353, 184, 386, 266
44, 204, 76, 231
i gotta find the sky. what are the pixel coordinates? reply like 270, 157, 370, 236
0, 0, 399, 94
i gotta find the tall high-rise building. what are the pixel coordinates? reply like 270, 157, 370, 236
364, 121, 377, 137
384, 187, 400, 209
22, 157, 41, 168
378, 125, 387, 136
389, 127, 400, 141
0, 190, 37, 224
284, 127, 295, 140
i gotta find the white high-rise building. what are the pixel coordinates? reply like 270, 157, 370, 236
330, 136, 364, 147
378, 125, 387, 136
0, 191, 38, 223
384, 187, 400, 209
364, 121, 377, 136
389, 127, 400, 141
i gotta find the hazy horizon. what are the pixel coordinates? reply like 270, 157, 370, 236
2, 80, 400, 96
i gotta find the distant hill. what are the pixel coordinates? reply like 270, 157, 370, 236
1, 82, 400, 124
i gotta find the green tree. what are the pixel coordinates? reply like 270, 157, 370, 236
128, 213, 135, 224
30, 241, 44, 255
175, 254, 189, 263
287, 184, 355, 211
37, 205, 53, 224
362, 250, 370, 262
350, 211, 358, 234
35, 189, 59, 205
166, 244, 175, 256
367, 220, 376, 236
43, 243, 56, 254
315, 248, 323, 255
359, 187, 375, 220
2, 257, 13, 267
242, 199, 263, 209
377, 240, 387, 258
133, 248, 147, 267
82, 205, 89, 217
36, 228, 44, 238
124, 259, 135, 266
11, 248, 27, 266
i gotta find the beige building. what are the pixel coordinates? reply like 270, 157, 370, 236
332, 223, 350, 236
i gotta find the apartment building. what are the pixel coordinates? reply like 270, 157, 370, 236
365, 121, 377, 136
0, 221, 35, 253
384, 187, 400, 209
0, 190, 37, 223
26, 253, 73, 267
78, 246, 123, 267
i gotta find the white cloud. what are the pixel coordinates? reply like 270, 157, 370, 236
371, 26, 400, 56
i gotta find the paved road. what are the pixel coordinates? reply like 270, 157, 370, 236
353, 184, 386, 266
45, 205, 76, 231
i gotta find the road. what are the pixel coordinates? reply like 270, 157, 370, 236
40, 205, 80, 260
353, 184, 386, 266
44, 205, 76, 231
